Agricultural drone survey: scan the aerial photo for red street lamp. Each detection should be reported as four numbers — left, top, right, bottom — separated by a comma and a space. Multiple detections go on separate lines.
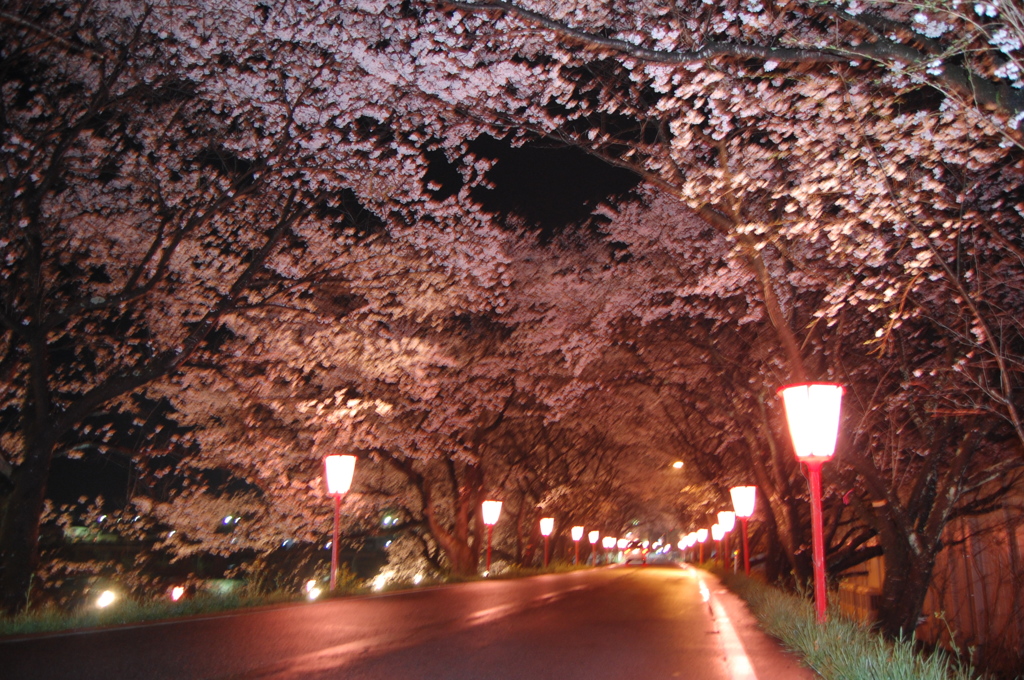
730, 486, 757, 577
718, 511, 735, 571
324, 454, 357, 591
588, 530, 600, 565
711, 523, 724, 566
481, 500, 503, 573
571, 526, 585, 565
779, 382, 844, 623
539, 517, 555, 567
696, 528, 709, 564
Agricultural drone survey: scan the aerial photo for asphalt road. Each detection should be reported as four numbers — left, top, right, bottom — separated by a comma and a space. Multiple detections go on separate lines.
2, 565, 817, 680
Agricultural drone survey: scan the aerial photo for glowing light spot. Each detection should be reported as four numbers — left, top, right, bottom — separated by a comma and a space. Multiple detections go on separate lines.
96, 590, 116, 608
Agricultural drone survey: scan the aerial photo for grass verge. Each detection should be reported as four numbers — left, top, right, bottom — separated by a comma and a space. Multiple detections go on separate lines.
716, 571, 976, 680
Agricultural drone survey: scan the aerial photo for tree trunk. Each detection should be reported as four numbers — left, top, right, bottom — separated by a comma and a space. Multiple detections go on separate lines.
0, 435, 55, 614
876, 538, 937, 638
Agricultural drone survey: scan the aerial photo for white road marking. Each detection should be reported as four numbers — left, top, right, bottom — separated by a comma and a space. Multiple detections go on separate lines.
700, 578, 759, 680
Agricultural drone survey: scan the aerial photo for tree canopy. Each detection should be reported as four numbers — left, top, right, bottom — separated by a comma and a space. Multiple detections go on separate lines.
2, 0, 1024, 649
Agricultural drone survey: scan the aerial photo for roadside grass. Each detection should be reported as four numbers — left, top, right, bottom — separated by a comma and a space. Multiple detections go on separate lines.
0, 561, 588, 638
0, 591, 298, 638
715, 570, 977, 680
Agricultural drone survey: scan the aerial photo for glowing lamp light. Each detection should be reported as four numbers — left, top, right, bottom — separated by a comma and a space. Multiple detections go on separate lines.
602, 536, 616, 549
481, 500, 503, 526
677, 539, 686, 550
324, 454, 357, 592
780, 382, 844, 624
671, 461, 684, 469
778, 383, 844, 462
696, 528, 708, 543
571, 525, 585, 542
170, 586, 185, 602
718, 511, 736, 533
730, 486, 757, 518
482, 500, 503, 573
731, 486, 758, 577
539, 517, 555, 537
588, 530, 600, 544
616, 538, 628, 550
324, 454, 357, 494
711, 524, 724, 541
96, 590, 116, 608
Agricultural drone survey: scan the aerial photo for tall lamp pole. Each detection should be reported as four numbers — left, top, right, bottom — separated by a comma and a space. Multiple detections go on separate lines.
588, 530, 600, 565
571, 526, 585, 565
730, 486, 757, 577
539, 517, 555, 567
779, 382, 844, 623
711, 524, 724, 566
481, 500, 503, 574
718, 511, 735, 571
601, 536, 616, 565
696, 528, 708, 564
324, 455, 356, 591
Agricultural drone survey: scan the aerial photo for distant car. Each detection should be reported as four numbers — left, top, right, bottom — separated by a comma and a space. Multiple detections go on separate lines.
623, 542, 648, 565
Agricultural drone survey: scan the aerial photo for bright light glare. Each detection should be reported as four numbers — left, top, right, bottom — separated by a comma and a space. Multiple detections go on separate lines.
711, 524, 724, 541
730, 486, 757, 518
602, 536, 616, 549
616, 538, 628, 550
699, 579, 710, 603
324, 454, 357, 494
307, 587, 322, 601
571, 525, 585, 541
539, 517, 555, 536
779, 383, 844, 461
96, 590, 116, 608
588, 530, 600, 544
696, 528, 709, 543
170, 586, 185, 602
718, 511, 736, 532
413, 573, 424, 585
671, 461, 684, 469
481, 500, 503, 526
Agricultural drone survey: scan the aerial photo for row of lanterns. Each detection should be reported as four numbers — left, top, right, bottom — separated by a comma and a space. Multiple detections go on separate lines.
678, 382, 843, 624
323, 382, 843, 623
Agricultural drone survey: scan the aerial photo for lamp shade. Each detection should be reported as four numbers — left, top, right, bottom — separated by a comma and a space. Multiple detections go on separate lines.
711, 524, 724, 541
588, 530, 600, 544
539, 517, 555, 536
730, 486, 757, 518
481, 500, 503, 526
779, 383, 844, 462
602, 536, 617, 549
696, 528, 709, 543
571, 526, 585, 541
324, 455, 357, 495
718, 511, 736, 533
617, 538, 629, 550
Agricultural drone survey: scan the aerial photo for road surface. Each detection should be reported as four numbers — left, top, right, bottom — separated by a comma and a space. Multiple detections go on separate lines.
2, 564, 817, 679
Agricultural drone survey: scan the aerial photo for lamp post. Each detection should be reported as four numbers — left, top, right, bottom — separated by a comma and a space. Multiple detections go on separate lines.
696, 528, 709, 564
730, 486, 757, 577
571, 526, 585, 565
779, 382, 844, 623
481, 500, 503, 573
718, 511, 735, 571
601, 536, 616, 565
588, 530, 600, 565
324, 454, 357, 591
539, 517, 555, 567
711, 523, 724, 566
